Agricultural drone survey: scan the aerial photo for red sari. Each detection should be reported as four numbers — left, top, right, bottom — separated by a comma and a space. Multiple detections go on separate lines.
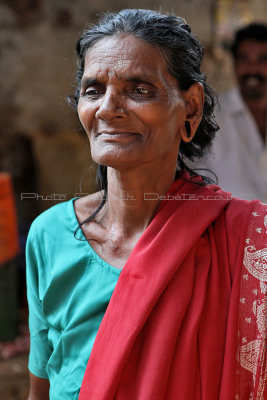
79, 176, 267, 399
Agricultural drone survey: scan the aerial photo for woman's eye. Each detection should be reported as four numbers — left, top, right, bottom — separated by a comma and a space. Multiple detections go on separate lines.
81, 85, 104, 98
84, 88, 101, 96
134, 87, 151, 95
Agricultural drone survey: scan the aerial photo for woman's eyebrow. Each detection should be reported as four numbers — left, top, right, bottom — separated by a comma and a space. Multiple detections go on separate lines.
124, 76, 155, 85
81, 77, 99, 87
81, 75, 157, 87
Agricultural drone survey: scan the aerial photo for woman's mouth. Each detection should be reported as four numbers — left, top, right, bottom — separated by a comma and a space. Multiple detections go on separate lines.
97, 131, 140, 140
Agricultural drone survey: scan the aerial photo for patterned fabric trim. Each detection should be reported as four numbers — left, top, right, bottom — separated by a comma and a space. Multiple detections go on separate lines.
236, 202, 267, 400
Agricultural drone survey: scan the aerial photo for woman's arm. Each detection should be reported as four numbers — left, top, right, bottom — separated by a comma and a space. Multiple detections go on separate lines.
28, 372, 49, 400
26, 227, 51, 399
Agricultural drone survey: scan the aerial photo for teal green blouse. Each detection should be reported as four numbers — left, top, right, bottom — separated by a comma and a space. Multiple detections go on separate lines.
26, 199, 121, 400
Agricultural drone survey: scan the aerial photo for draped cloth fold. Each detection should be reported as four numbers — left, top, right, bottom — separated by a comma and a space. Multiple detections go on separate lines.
234, 201, 267, 400
79, 177, 267, 399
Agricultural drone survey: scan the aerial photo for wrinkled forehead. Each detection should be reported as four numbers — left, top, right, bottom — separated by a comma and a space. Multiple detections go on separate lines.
83, 35, 176, 85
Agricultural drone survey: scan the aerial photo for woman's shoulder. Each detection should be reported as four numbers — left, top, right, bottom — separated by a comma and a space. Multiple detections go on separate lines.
225, 197, 266, 226
202, 181, 266, 221
28, 191, 103, 240
29, 198, 76, 234
231, 199, 267, 247
222, 197, 267, 275
214, 192, 266, 243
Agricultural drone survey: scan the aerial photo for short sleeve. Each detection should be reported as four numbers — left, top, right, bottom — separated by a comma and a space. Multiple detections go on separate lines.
26, 223, 52, 379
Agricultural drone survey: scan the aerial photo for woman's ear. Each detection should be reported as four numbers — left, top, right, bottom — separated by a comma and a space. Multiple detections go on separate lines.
180, 82, 204, 143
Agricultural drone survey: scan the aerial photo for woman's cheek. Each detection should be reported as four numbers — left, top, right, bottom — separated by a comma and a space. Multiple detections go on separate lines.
78, 102, 92, 132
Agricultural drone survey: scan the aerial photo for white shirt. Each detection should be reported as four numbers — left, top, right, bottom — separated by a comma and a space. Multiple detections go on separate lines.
193, 87, 267, 202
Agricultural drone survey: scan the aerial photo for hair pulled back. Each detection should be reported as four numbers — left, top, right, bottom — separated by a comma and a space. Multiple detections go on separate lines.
69, 9, 219, 211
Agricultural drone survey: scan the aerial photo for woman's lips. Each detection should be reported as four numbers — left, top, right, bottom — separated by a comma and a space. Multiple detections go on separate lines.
97, 131, 140, 140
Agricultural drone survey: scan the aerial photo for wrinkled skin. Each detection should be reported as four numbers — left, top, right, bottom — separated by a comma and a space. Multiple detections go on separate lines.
78, 34, 189, 171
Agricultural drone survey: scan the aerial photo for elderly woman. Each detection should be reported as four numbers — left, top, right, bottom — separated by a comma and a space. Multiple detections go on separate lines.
26, 9, 267, 400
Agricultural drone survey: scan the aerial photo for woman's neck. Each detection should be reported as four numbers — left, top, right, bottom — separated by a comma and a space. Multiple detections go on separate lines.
104, 165, 176, 237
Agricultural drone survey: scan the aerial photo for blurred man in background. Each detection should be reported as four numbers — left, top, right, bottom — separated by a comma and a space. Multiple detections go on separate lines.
196, 23, 267, 202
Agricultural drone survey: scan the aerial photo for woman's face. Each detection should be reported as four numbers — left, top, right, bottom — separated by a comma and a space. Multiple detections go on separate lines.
78, 34, 188, 170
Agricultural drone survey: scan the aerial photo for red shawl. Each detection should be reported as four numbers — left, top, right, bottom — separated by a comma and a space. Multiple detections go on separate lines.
79, 177, 267, 399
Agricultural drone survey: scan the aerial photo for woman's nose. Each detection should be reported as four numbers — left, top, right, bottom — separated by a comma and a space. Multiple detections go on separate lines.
95, 91, 126, 122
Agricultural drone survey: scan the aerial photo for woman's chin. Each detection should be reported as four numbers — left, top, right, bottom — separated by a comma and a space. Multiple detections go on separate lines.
91, 149, 141, 170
